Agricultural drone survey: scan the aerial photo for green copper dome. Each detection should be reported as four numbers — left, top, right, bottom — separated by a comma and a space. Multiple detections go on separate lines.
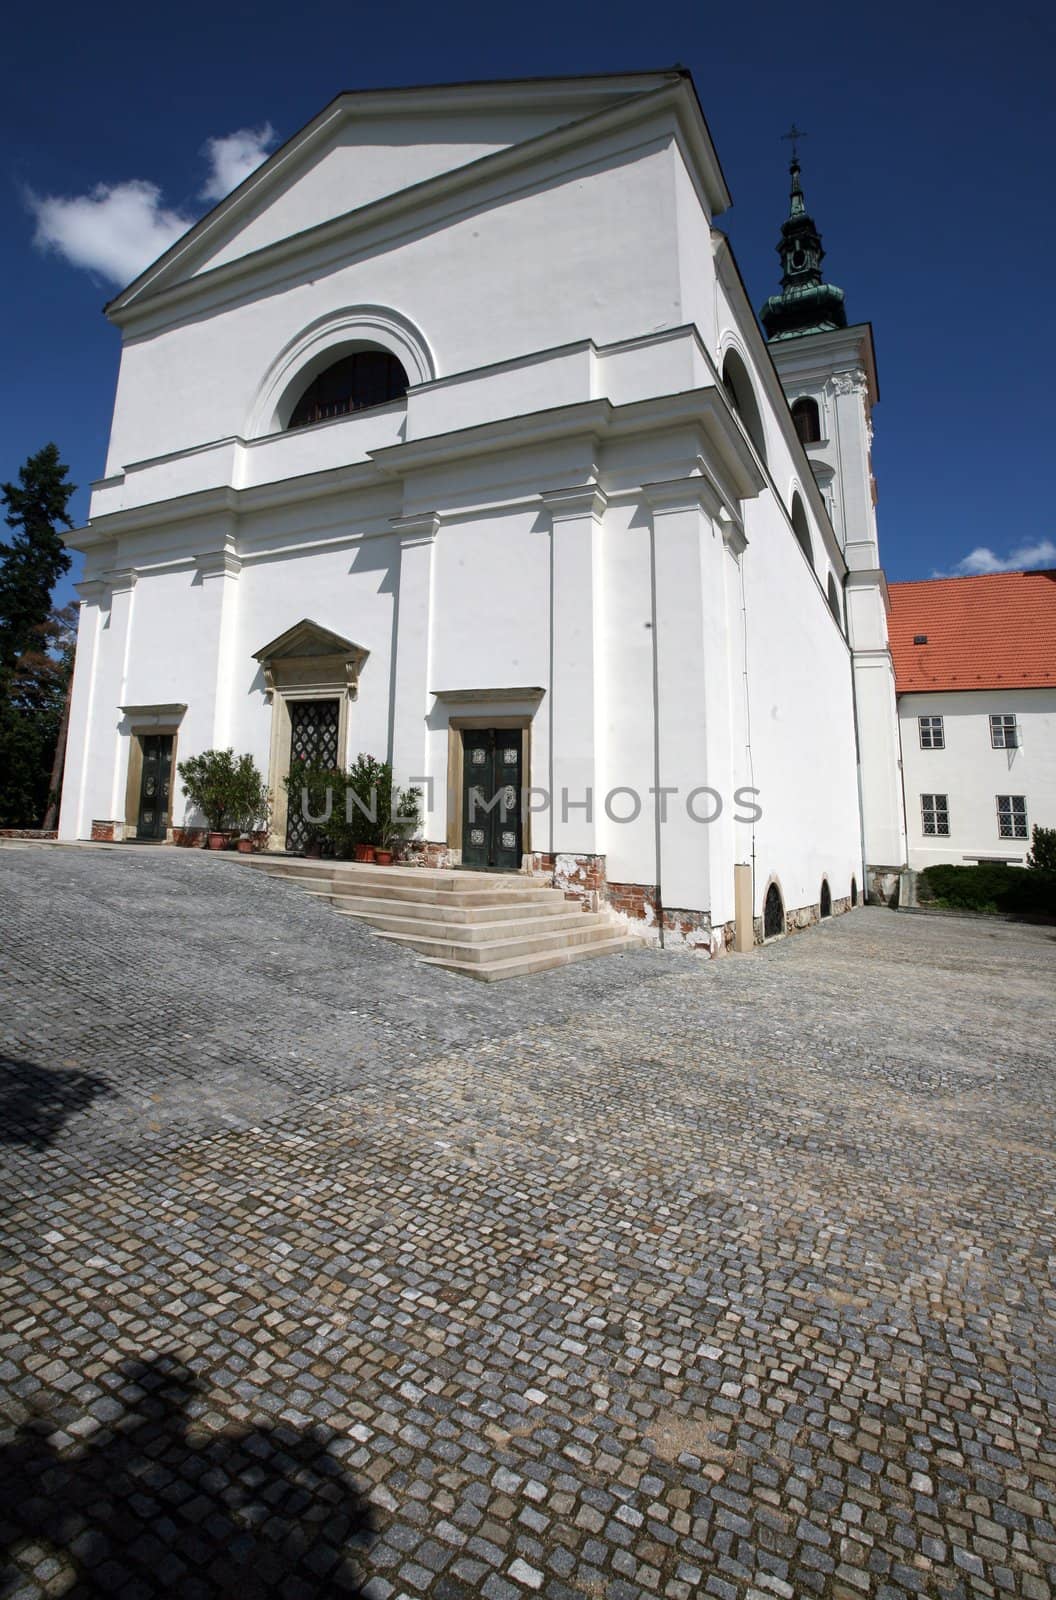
760, 156, 847, 342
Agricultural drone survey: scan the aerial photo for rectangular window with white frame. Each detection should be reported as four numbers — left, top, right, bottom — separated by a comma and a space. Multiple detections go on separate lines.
918, 715, 944, 749
990, 713, 1018, 749
921, 793, 950, 836
996, 794, 1028, 839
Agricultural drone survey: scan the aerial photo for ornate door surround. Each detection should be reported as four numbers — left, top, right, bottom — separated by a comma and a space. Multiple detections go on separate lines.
254, 620, 369, 852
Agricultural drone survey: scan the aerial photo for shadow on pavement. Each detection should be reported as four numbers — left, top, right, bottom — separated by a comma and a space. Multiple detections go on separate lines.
0, 1355, 376, 1597
0, 1056, 112, 1152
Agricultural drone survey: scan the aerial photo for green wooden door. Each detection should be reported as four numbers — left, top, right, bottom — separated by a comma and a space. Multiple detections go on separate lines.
461, 730, 522, 871
136, 735, 173, 840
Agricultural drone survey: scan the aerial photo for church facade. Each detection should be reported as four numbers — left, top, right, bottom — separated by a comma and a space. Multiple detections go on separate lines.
58, 69, 905, 949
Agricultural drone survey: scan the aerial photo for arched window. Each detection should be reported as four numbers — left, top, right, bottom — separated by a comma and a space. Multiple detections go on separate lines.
763, 882, 784, 939
287, 349, 409, 429
790, 492, 813, 568
850, 875, 858, 907
820, 879, 832, 918
791, 396, 821, 445
722, 349, 767, 463
827, 573, 843, 628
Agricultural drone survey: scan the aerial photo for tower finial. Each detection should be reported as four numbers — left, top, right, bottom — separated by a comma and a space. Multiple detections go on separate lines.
759, 129, 847, 343
781, 125, 808, 215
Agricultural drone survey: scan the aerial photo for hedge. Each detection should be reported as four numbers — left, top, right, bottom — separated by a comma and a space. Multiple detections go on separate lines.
918, 863, 1056, 916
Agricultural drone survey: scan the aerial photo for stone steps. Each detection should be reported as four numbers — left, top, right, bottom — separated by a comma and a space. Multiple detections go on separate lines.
239, 855, 641, 979
332, 905, 601, 940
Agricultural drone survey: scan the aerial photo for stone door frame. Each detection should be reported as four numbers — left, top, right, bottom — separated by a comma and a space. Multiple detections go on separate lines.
120, 704, 187, 842
445, 715, 535, 864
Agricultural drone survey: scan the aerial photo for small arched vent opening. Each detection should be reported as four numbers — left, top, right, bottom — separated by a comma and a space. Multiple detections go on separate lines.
287, 349, 409, 429
791, 396, 821, 445
820, 879, 832, 918
763, 882, 785, 940
850, 875, 858, 907
722, 349, 767, 464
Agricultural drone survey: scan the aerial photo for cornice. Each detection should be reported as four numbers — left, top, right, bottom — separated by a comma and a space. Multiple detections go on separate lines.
109, 81, 727, 331
68, 386, 764, 557
390, 511, 441, 546
194, 545, 241, 579
540, 484, 608, 521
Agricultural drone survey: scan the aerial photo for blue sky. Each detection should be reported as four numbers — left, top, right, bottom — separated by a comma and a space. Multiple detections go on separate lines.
4, 0, 1054, 604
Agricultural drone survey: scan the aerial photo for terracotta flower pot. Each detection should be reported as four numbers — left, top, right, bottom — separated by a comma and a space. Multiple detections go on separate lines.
374, 849, 393, 866
208, 831, 228, 851
352, 843, 370, 862
236, 837, 254, 854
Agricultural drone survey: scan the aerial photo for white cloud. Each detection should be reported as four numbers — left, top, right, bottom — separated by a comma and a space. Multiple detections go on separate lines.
952, 540, 1056, 576
28, 179, 192, 287
26, 122, 277, 289
200, 124, 276, 202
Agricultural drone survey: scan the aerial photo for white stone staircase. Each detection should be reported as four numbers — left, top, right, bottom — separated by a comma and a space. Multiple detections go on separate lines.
238, 858, 642, 980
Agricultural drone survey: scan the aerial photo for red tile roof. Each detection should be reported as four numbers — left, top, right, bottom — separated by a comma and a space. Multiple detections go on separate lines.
888, 570, 1056, 693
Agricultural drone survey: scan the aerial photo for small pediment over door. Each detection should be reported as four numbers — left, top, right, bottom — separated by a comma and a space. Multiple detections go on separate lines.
253, 618, 369, 699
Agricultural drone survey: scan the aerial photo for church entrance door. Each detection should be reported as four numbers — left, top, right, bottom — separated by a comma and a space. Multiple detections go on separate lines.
285, 698, 340, 852
460, 729, 522, 871
136, 735, 173, 840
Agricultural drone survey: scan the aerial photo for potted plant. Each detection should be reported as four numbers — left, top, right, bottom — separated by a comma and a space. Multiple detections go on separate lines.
230, 755, 269, 853
177, 748, 242, 848
376, 780, 422, 865
331, 753, 387, 862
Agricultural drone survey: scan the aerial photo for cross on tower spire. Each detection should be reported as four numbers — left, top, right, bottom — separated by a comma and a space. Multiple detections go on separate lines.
781, 123, 808, 162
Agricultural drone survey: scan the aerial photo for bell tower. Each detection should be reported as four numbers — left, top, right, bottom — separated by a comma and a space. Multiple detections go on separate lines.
760, 137, 907, 898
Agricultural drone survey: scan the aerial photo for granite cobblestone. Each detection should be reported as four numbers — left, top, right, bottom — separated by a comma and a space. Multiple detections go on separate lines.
1, 845, 1054, 1598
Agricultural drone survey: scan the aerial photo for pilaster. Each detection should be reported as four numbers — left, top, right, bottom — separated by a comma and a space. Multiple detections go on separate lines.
542, 483, 607, 856
643, 474, 738, 922
58, 580, 107, 840
194, 536, 242, 748
390, 512, 439, 795
99, 568, 138, 823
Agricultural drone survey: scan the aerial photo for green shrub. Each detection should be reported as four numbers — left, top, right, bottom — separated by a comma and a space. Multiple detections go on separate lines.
285, 753, 421, 857
1027, 825, 1056, 873
919, 862, 1056, 917
179, 749, 268, 834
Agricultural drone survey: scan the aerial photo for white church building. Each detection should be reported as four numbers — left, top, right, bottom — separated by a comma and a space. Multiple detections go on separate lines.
58, 68, 907, 949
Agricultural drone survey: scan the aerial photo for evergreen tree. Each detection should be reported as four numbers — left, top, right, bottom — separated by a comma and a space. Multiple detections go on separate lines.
0, 444, 75, 675
0, 605, 77, 826
0, 445, 77, 825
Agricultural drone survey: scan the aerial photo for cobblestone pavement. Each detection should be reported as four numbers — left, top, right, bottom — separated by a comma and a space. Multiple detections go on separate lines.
1, 845, 1054, 1600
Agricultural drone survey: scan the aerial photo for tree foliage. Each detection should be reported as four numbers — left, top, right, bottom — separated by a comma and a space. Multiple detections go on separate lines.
1027, 824, 1056, 874
0, 603, 78, 826
0, 445, 77, 826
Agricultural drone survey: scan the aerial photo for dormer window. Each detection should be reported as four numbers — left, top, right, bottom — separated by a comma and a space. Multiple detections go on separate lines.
287, 349, 409, 429
791, 396, 821, 445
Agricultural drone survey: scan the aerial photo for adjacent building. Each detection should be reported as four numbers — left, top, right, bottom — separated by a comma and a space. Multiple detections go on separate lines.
58, 69, 908, 946
889, 571, 1056, 869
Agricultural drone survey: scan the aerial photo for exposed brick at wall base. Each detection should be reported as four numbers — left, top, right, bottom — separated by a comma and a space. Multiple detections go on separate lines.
173, 827, 207, 847
0, 828, 57, 841
397, 839, 455, 869
90, 820, 117, 842
607, 880, 716, 953
553, 853, 606, 909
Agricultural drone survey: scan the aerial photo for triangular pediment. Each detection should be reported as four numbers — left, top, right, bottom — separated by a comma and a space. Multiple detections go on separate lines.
254, 618, 367, 664
107, 73, 726, 319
